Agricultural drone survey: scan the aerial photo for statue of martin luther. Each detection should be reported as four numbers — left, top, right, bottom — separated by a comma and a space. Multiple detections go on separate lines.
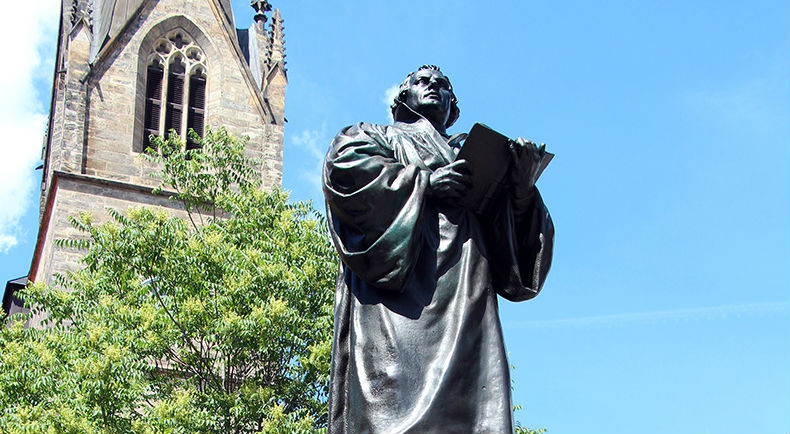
322, 65, 554, 434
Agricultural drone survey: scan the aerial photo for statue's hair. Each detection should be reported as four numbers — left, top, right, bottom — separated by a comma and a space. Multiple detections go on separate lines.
391, 65, 460, 128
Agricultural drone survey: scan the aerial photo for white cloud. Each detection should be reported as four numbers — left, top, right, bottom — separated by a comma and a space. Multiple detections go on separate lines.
290, 123, 329, 201
0, 0, 59, 252
506, 301, 789, 329
294, 84, 398, 201
382, 84, 399, 123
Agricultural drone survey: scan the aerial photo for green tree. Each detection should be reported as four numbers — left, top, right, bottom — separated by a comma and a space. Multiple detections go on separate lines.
0, 129, 337, 434
515, 425, 547, 434
512, 362, 547, 434
514, 404, 547, 434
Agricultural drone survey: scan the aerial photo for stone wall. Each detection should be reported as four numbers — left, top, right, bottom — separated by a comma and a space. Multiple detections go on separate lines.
34, 173, 186, 284
78, 0, 283, 191
30, 0, 286, 294
29, 172, 189, 327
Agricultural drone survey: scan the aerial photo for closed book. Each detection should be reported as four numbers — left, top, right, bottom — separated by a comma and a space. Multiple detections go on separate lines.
455, 123, 553, 215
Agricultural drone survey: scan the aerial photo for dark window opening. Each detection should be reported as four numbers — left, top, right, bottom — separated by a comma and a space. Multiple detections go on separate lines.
143, 63, 163, 151
164, 59, 185, 137
186, 71, 206, 150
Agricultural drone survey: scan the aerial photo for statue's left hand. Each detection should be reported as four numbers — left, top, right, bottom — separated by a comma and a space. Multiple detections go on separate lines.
509, 138, 545, 200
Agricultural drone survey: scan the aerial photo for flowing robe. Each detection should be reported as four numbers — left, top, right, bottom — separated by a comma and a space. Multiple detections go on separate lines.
323, 121, 554, 434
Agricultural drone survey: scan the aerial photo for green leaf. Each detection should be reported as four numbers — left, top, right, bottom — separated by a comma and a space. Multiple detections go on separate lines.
3, 127, 337, 434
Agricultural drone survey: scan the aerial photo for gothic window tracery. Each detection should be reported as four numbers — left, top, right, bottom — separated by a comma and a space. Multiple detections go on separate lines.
142, 30, 206, 151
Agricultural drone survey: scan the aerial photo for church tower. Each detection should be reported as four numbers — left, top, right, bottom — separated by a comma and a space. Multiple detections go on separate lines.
19, 0, 287, 317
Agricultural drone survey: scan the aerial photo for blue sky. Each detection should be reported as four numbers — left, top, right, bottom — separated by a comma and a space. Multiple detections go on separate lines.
2, 1, 788, 433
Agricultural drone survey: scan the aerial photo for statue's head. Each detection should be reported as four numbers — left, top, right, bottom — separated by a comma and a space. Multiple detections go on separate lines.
391, 65, 460, 129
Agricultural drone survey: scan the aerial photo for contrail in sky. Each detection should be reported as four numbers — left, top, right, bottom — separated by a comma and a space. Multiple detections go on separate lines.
506, 301, 789, 328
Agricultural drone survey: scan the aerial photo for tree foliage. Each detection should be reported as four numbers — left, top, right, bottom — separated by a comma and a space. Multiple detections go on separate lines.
515, 425, 547, 434
0, 129, 337, 434
512, 364, 547, 434
513, 404, 546, 434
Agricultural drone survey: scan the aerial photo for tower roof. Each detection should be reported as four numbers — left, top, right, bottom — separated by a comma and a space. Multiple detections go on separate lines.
86, 0, 236, 61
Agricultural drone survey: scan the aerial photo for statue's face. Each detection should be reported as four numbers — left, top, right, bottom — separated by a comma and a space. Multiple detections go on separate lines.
404, 69, 452, 126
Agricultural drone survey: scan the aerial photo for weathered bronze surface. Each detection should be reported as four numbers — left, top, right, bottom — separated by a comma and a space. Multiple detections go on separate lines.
322, 65, 554, 434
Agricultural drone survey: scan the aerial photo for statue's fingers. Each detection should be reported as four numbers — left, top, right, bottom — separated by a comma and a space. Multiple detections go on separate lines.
453, 160, 472, 176
447, 172, 472, 189
449, 159, 469, 168
525, 140, 538, 155
509, 141, 522, 166
531, 154, 542, 174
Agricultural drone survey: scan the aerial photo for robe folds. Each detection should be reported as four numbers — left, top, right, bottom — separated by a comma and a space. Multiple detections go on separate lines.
323, 121, 554, 434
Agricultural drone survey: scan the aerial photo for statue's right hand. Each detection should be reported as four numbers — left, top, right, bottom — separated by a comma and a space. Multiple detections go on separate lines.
428, 160, 472, 204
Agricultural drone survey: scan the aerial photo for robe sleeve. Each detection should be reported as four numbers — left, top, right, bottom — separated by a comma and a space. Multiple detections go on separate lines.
323, 123, 430, 293
486, 188, 555, 302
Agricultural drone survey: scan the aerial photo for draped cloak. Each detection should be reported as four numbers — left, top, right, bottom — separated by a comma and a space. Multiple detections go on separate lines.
323, 121, 554, 434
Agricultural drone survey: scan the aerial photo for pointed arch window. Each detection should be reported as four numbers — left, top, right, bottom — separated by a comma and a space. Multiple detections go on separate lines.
140, 30, 206, 152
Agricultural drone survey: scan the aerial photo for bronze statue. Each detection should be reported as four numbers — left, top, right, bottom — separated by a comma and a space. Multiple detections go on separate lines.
322, 65, 554, 434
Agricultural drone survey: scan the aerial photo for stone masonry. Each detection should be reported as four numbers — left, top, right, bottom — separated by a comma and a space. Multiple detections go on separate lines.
25, 0, 287, 326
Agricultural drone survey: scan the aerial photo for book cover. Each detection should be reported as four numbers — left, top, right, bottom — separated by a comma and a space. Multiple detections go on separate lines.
455, 123, 553, 215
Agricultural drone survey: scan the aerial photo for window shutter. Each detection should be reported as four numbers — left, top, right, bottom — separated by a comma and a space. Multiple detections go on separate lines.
186, 73, 206, 150
143, 64, 163, 151
164, 63, 185, 136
